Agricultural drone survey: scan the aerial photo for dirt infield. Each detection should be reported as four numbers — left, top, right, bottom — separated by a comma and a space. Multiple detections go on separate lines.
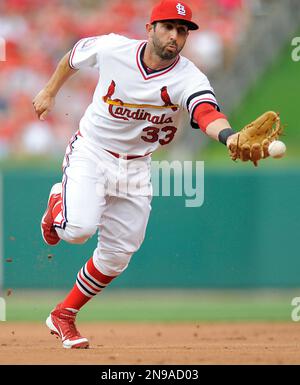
1, 322, 300, 364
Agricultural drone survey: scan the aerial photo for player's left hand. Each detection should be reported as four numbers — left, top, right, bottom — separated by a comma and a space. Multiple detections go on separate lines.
227, 111, 283, 167
32, 89, 55, 121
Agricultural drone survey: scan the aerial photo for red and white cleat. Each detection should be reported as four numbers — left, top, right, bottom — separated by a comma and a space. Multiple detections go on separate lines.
46, 304, 89, 349
41, 183, 62, 246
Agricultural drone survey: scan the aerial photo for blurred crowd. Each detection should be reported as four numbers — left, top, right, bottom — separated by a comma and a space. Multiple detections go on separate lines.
0, 0, 252, 159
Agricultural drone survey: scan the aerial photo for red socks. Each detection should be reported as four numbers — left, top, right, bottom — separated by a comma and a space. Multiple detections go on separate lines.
61, 257, 115, 311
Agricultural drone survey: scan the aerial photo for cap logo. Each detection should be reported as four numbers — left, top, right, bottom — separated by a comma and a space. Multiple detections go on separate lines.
176, 3, 186, 16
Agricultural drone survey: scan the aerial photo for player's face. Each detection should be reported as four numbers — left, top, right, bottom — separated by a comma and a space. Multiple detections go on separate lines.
149, 21, 189, 60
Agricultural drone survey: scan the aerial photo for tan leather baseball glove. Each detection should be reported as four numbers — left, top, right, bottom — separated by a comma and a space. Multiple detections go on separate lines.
228, 111, 283, 167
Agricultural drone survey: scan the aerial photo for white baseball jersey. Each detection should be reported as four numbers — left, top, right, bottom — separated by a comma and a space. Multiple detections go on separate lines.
69, 33, 219, 156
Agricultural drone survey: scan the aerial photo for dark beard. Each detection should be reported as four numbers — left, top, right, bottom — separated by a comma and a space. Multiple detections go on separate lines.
152, 35, 178, 60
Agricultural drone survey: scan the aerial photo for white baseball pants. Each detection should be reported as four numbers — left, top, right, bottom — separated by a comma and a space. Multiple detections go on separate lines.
54, 132, 152, 277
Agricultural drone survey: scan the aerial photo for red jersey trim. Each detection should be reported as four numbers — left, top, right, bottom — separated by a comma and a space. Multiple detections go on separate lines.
136, 42, 180, 81
190, 97, 218, 114
69, 39, 84, 69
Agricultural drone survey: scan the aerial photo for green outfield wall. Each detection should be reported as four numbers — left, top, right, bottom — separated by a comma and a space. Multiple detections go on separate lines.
2, 167, 300, 289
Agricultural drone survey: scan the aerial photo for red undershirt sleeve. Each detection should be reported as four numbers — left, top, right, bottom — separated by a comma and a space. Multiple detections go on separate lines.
193, 103, 228, 133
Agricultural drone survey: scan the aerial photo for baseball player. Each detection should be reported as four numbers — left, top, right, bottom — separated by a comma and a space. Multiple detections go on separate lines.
33, 0, 276, 349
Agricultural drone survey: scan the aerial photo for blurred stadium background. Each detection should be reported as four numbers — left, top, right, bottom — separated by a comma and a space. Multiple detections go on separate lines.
0, 0, 300, 323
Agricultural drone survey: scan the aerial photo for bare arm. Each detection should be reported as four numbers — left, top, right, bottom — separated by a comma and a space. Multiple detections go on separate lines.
193, 104, 238, 147
33, 51, 78, 121
206, 118, 239, 148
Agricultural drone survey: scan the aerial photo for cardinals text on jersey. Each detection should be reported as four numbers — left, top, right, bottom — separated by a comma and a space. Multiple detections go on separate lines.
69, 34, 219, 155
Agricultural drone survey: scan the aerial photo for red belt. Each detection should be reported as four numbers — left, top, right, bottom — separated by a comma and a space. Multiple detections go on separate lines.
105, 149, 151, 160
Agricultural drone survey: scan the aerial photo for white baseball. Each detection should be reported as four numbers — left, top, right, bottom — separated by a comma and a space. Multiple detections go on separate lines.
268, 140, 286, 158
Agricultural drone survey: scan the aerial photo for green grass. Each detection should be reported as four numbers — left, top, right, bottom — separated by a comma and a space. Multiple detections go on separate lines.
3, 289, 295, 322
1, 38, 299, 170
229, 42, 300, 140
0, 156, 61, 171
197, 35, 300, 165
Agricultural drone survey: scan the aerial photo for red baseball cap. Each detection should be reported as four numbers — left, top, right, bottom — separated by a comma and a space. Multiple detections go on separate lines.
150, 0, 199, 31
